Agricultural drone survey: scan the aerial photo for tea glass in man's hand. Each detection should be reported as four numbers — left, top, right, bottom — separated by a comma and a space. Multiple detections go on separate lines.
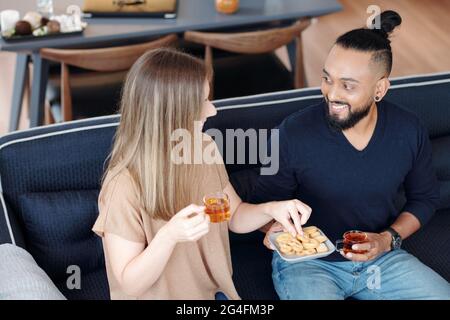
336, 230, 369, 255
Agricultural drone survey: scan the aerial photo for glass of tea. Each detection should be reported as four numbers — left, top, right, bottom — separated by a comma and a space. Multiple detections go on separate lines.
336, 230, 369, 255
203, 192, 231, 223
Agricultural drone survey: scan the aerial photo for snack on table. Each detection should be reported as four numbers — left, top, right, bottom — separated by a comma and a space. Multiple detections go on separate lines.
41, 17, 50, 27
23, 11, 43, 29
1, 9, 87, 39
47, 20, 60, 34
275, 226, 331, 257
14, 20, 33, 36
0, 10, 20, 32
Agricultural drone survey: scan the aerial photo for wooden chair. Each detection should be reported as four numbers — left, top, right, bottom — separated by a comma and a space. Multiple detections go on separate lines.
40, 34, 178, 124
184, 19, 311, 99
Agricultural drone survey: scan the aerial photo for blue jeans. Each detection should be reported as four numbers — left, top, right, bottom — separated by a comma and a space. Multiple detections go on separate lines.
272, 249, 450, 300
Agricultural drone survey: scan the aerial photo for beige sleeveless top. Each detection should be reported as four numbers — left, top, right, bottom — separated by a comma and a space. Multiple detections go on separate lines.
92, 136, 240, 300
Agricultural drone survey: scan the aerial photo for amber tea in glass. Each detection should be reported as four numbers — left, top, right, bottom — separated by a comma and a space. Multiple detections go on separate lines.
203, 192, 230, 223
335, 230, 369, 254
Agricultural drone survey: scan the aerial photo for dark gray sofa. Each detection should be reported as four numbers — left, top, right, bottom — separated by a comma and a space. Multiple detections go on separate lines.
0, 71, 449, 299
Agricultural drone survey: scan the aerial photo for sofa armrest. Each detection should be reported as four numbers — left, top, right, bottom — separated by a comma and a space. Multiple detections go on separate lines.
0, 244, 66, 300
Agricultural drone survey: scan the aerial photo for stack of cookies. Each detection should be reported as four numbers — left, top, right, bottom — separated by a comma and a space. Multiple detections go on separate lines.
275, 226, 329, 256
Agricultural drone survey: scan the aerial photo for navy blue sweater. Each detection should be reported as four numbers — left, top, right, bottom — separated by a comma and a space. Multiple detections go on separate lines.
250, 100, 440, 261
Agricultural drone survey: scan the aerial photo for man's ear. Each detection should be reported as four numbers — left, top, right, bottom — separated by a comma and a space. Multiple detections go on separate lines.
375, 77, 390, 100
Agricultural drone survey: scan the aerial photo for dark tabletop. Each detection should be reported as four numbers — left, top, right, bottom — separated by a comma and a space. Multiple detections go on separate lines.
0, 0, 341, 52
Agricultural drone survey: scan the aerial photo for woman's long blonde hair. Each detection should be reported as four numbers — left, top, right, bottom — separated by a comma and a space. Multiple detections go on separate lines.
104, 48, 210, 220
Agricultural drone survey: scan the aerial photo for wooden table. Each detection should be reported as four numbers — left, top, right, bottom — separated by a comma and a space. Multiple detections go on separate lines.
0, 0, 341, 130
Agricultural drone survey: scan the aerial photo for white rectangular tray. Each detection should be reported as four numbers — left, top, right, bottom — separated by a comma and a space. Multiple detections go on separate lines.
269, 228, 336, 262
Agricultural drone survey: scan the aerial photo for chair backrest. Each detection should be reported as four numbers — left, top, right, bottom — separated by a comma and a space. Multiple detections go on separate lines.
184, 20, 310, 54
184, 19, 311, 97
40, 34, 178, 122
40, 35, 178, 72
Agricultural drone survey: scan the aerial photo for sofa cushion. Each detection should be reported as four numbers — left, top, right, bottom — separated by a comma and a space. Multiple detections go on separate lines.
385, 78, 450, 138
18, 190, 109, 300
0, 244, 66, 300
403, 208, 450, 282
55, 268, 110, 300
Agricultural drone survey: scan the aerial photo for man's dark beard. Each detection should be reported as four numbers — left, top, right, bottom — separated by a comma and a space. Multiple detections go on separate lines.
325, 98, 372, 131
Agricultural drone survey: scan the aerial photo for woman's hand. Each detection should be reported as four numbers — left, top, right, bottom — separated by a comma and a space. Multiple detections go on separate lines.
265, 199, 312, 237
161, 204, 210, 243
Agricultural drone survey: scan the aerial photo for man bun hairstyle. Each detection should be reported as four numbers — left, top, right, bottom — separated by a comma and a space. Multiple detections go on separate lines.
335, 10, 402, 76
374, 10, 402, 39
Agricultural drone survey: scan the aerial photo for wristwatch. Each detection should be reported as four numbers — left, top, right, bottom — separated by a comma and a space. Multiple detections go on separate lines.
384, 227, 402, 250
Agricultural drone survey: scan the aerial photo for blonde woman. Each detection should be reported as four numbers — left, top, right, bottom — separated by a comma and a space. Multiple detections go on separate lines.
93, 48, 312, 300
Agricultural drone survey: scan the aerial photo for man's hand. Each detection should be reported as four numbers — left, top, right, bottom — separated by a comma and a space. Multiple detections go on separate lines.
340, 232, 392, 262
263, 222, 285, 250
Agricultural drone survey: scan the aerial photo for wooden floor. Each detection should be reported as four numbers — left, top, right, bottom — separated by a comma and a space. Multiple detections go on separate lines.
1, 0, 449, 134
302, 0, 450, 86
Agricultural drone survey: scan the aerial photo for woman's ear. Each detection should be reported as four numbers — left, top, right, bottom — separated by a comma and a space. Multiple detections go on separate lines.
375, 77, 390, 101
